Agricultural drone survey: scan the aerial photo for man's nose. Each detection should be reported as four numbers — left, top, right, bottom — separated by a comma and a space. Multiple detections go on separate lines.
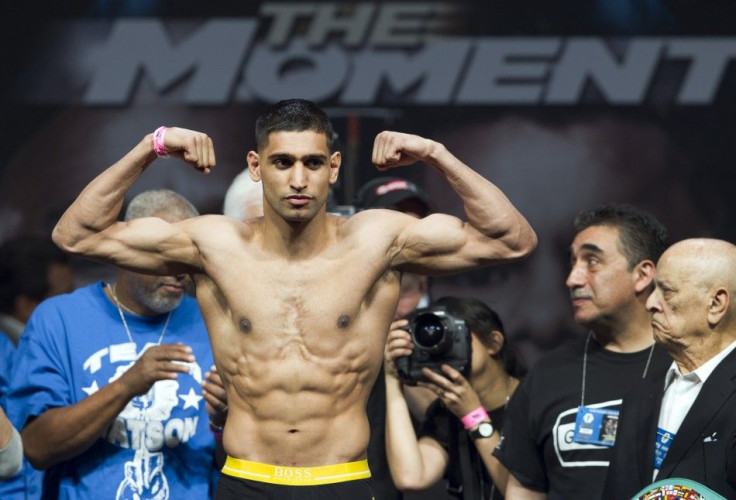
290, 164, 307, 190
645, 290, 660, 312
565, 265, 584, 289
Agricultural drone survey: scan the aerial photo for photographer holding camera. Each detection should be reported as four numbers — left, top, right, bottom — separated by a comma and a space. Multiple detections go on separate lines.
384, 296, 525, 499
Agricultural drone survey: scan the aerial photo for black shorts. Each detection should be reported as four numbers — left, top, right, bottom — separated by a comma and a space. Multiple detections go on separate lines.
216, 473, 376, 500
216, 456, 375, 500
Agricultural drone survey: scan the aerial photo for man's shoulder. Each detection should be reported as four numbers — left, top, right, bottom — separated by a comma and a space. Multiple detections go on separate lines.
701, 346, 736, 389
720, 346, 736, 373
515, 338, 587, 401
332, 209, 413, 249
23, 283, 104, 343
33, 282, 100, 314
189, 213, 236, 224
185, 214, 262, 246
338, 208, 410, 230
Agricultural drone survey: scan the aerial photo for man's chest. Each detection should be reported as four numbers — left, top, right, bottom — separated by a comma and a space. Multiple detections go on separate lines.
209, 248, 399, 324
532, 361, 645, 470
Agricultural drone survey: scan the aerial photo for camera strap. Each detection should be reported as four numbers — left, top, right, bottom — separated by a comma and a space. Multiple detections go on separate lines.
446, 416, 464, 497
446, 412, 482, 499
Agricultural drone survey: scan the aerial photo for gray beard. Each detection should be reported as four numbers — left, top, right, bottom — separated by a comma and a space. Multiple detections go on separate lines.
142, 293, 183, 314
131, 281, 184, 314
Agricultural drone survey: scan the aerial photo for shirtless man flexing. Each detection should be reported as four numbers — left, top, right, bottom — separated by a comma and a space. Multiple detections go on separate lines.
53, 99, 537, 499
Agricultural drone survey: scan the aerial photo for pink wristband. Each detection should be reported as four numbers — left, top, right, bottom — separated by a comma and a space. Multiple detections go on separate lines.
153, 126, 170, 158
461, 406, 490, 430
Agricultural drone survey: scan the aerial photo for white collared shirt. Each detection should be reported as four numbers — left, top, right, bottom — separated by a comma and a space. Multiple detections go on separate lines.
653, 340, 736, 479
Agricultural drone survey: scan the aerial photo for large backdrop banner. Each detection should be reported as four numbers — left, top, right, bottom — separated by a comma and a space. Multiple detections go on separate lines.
2, 1, 735, 359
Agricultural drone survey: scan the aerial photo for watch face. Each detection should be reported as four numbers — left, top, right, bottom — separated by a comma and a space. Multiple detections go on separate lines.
476, 422, 494, 438
468, 421, 494, 439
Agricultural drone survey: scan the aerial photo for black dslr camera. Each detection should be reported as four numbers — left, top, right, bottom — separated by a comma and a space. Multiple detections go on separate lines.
395, 306, 471, 385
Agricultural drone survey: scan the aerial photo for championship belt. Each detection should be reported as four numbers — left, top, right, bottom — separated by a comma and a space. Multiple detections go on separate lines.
631, 478, 725, 500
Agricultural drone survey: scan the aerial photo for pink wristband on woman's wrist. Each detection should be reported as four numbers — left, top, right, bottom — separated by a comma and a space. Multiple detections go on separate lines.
153, 126, 170, 158
461, 406, 490, 430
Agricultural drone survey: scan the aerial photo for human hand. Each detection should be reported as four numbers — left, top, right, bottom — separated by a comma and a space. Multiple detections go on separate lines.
372, 131, 435, 170
159, 127, 216, 174
0, 406, 13, 450
202, 365, 228, 428
117, 343, 195, 397
384, 319, 412, 379
417, 364, 482, 419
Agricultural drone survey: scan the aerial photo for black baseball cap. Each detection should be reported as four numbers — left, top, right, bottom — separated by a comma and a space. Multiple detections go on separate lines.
355, 176, 435, 217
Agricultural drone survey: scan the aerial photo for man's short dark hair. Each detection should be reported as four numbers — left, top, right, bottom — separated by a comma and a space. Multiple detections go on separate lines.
0, 236, 70, 314
255, 99, 336, 152
432, 296, 526, 379
573, 204, 669, 269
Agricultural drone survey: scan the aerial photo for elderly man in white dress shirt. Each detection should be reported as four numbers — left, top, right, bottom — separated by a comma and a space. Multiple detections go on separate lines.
604, 238, 736, 499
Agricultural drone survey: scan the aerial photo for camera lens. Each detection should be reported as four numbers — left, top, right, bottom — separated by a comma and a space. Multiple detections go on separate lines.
413, 313, 446, 349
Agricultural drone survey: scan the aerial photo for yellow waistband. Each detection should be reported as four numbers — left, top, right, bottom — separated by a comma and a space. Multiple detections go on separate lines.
221, 456, 371, 486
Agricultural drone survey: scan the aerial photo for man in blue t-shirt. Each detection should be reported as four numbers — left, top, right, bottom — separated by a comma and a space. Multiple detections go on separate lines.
0, 333, 23, 479
6, 189, 223, 499
0, 233, 76, 498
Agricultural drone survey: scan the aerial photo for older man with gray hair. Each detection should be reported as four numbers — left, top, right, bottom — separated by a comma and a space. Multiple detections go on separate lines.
604, 238, 736, 499
6, 189, 224, 499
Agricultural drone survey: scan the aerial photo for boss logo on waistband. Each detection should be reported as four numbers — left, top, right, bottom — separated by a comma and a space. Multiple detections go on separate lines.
273, 467, 314, 480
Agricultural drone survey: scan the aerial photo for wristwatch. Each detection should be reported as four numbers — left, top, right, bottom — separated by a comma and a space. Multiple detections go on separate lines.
468, 421, 494, 440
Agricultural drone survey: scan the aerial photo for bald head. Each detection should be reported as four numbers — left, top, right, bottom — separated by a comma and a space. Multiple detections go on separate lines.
659, 239, 736, 299
647, 238, 736, 367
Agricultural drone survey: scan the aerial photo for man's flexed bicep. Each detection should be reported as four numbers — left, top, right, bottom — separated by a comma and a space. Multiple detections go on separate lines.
372, 130, 537, 275
391, 212, 529, 275
53, 126, 215, 274
73, 216, 205, 276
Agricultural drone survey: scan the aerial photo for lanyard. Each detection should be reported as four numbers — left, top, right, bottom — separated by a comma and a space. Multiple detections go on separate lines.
580, 331, 655, 407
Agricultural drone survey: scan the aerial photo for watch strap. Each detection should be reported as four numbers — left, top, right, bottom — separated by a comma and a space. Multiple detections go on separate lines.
468, 420, 494, 440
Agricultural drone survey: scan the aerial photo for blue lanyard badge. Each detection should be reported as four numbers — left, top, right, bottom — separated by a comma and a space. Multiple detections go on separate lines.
573, 406, 620, 447
654, 427, 674, 470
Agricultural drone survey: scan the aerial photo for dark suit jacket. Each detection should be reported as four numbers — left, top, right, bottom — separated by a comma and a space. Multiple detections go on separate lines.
603, 348, 736, 500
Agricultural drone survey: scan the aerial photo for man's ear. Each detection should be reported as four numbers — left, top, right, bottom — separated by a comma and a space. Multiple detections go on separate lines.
708, 288, 730, 327
329, 151, 341, 184
633, 260, 656, 294
247, 151, 261, 181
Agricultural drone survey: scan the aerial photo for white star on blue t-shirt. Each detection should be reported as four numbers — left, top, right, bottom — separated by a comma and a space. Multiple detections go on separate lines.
179, 387, 203, 409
